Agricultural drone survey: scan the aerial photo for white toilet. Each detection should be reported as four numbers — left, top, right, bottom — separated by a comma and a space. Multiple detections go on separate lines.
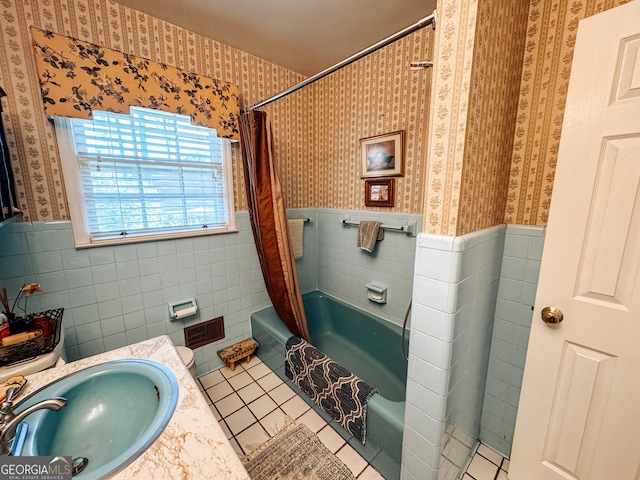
0, 328, 67, 383
175, 345, 196, 377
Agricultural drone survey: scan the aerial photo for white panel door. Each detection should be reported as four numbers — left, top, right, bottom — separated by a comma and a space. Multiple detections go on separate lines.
510, 2, 640, 479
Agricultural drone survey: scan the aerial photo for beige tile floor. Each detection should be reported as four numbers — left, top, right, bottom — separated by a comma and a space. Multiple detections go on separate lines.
197, 355, 510, 480
197, 355, 384, 480
462, 444, 509, 480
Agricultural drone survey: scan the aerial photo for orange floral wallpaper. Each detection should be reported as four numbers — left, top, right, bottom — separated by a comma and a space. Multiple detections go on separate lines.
31, 27, 240, 139
0, 0, 304, 221
505, 0, 631, 226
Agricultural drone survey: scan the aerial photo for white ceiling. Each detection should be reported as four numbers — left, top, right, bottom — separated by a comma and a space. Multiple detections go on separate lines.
115, 0, 437, 77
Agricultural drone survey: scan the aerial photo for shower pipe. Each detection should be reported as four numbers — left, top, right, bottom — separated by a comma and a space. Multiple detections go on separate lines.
244, 10, 436, 112
402, 300, 411, 361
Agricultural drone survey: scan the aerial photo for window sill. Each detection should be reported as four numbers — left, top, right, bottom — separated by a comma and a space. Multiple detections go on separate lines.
72, 226, 239, 249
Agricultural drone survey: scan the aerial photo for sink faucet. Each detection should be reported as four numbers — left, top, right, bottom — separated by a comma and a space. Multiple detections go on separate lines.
0, 386, 67, 455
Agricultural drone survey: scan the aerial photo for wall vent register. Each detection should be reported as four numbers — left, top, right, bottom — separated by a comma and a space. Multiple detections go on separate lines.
184, 317, 225, 349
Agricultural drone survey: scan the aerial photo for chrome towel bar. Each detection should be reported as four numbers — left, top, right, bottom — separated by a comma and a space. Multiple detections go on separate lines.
341, 217, 416, 237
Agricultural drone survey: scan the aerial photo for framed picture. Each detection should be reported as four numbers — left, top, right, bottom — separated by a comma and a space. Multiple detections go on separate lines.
360, 130, 404, 178
364, 178, 395, 207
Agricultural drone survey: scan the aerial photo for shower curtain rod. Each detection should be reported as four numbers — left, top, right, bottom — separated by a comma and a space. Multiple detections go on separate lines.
244, 10, 436, 112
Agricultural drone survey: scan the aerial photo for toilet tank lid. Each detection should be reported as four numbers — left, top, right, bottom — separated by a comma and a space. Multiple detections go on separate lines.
175, 346, 194, 364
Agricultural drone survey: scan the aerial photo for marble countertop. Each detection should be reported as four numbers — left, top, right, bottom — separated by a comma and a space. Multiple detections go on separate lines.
19, 335, 251, 480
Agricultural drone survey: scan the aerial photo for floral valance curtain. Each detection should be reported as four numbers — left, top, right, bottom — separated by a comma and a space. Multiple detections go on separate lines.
30, 27, 239, 140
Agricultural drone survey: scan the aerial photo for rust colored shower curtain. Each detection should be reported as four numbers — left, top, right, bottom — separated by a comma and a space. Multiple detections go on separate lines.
239, 110, 311, 342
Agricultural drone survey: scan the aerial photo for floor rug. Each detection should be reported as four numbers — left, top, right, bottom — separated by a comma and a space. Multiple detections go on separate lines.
241, 422, 356, 480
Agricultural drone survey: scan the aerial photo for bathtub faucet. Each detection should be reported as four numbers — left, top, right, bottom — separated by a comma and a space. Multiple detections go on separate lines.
0, 386, 67, 455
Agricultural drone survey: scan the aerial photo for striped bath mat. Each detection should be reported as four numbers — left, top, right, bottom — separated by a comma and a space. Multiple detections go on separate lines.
284, 335, 378, 443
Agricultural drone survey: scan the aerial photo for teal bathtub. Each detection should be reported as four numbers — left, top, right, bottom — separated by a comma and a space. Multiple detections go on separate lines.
251, 291, 408, 479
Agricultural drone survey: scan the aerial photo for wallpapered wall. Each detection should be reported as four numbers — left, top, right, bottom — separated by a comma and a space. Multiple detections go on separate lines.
0, 0, 305, 221
0, 0, 633, 229
504, 0, 631, 226
0, 0, 433, 221
422, 0, 479, 236
422, 0, 530, 236
422, 0, 632, 235
423, 0, 633, 235
456, 0, 530, 236
294, 29, 434, 214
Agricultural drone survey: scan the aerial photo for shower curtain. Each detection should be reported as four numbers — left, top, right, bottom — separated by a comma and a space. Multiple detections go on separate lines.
239, 110, 311, 342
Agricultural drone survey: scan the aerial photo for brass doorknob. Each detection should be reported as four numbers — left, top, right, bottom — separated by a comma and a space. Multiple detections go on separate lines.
541, 306, 564, 325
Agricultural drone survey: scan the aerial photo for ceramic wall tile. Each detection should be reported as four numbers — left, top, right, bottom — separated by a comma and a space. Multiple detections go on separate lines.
480, 225, 545, 456
0, 213, 270, 375
315, 209, 421, 326
405, 224, 505, 480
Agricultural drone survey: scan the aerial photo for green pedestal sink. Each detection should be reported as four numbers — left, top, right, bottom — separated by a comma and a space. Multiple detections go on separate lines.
17, 359, 179, 479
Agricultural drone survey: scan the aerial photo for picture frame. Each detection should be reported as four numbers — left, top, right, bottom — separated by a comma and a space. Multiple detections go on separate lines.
364, 178, 395, 207
360, 130, 404, 178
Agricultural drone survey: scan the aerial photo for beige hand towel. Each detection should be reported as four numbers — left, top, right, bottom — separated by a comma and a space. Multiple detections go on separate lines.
288, 219, 304, 259
357, 221, 384, 252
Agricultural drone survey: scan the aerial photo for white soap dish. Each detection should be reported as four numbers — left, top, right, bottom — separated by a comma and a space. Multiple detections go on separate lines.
366, 283, 387, 304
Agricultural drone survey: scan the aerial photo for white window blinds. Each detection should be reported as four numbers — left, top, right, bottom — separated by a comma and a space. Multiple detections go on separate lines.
55, 107, 235, 246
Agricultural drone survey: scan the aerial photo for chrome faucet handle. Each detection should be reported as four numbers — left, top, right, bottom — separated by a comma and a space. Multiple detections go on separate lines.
0, 385, 25, 423
1, 388, 18, 412
4, 386, 20, 403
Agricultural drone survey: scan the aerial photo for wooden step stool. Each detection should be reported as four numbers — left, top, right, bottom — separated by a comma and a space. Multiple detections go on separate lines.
217, 338, 259, 371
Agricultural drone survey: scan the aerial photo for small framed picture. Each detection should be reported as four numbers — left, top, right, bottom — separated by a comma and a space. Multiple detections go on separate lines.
364, 178, 395, 207
360, 130, 404, 178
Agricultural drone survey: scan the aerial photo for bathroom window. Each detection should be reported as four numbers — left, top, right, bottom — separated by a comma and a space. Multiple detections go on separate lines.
54, 107, 236, 247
